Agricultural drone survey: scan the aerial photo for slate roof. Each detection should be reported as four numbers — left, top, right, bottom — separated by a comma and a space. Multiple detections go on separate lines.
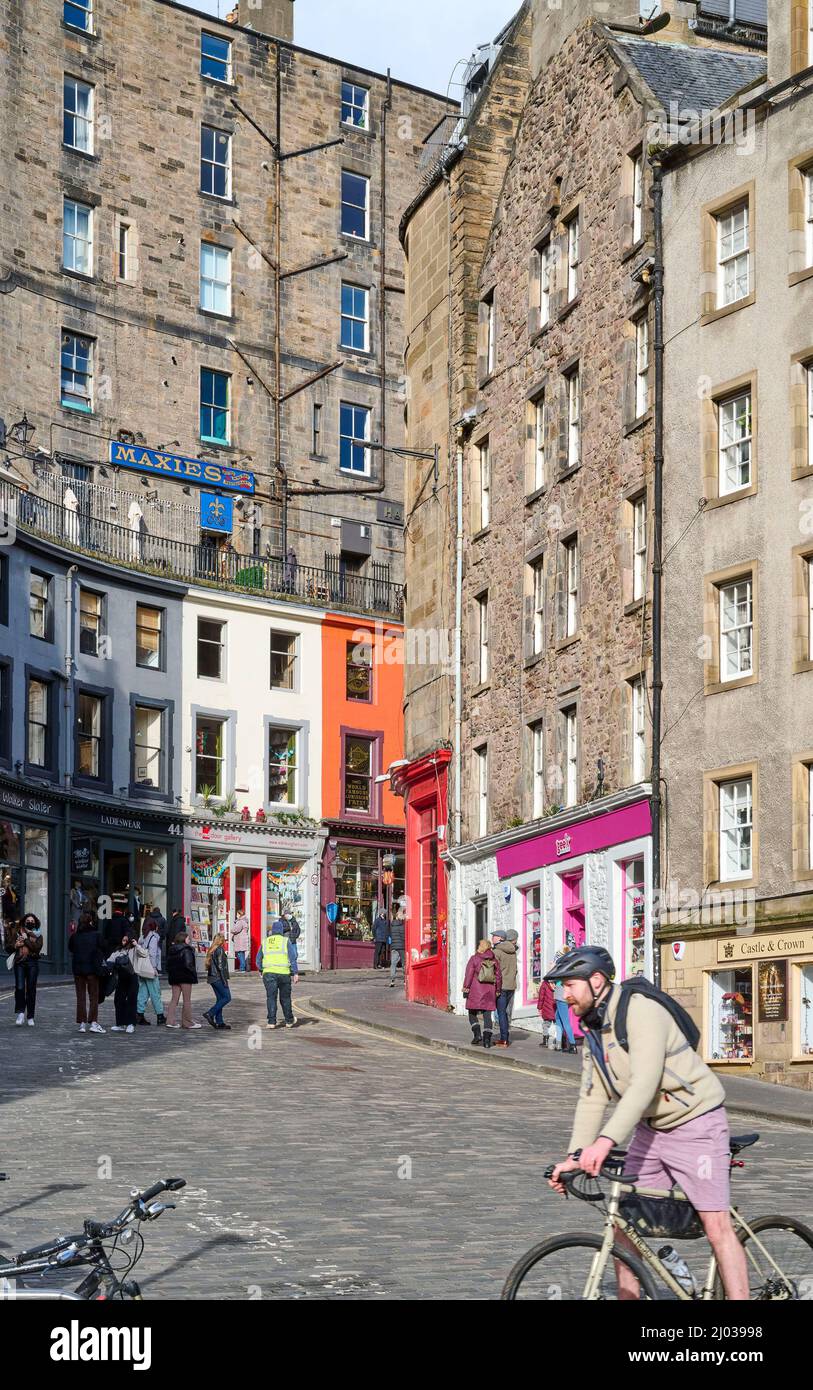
613, 36, 766, 114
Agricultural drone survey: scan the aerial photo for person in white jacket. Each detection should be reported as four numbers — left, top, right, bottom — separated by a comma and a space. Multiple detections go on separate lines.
135, 921, 166, 1026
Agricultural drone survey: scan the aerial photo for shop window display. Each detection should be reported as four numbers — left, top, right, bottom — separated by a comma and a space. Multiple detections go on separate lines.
135, 846, 167, 918
709, 967, 753, 1060
0, 819, 50, 951
335, 847, 378, 941
622, 857, 646, 978
800, 964, 813, 1056
522, 884, 542, 1004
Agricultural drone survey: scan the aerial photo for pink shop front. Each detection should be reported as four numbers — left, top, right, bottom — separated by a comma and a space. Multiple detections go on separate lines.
485, 793, 652, 1033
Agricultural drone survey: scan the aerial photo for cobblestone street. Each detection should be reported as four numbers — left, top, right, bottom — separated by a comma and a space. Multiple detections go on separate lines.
2, 978, 812, 1300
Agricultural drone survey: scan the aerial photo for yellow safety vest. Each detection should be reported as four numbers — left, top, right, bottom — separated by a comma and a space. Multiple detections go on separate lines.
261, 933, 290, 976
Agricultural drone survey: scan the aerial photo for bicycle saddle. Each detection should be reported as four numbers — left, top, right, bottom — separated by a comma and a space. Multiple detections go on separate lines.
729, 1132, 759, 1154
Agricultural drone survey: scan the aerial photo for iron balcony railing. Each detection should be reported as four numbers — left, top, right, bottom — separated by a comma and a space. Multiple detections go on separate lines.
2, 480, 403, 620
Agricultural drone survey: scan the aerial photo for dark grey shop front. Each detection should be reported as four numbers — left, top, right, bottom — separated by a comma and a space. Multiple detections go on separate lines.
0, 778, 181, 972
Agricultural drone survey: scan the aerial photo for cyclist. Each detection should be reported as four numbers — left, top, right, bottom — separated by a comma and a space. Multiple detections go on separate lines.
546, 947, 748, 1299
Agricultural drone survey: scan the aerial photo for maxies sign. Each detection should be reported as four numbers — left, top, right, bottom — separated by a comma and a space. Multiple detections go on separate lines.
109, 441, 255, 495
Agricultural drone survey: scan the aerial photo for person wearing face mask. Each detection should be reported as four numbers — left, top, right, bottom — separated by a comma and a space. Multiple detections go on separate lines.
7, 914, 43, 1026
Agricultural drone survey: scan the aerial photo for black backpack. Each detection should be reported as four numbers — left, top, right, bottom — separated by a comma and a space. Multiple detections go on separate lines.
613, 977, 700, 1054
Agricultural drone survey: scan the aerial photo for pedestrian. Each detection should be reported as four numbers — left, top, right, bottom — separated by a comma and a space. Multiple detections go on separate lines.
387, 911, 407, 989
553, 965, 577, 1053
256, 922, 298, 1029
536, 976, 557, 1048
136, 918, 166, 1026
68, 911, 105, 1034
372, 905, 389, 969
462, 938, 502, 1050
167, 909, 185, 971
132, 886, 145, 925
102, 899, 132, 954
106, 932, 144, 1034
232, 912, 250, 972
165, 931, 202, 1030
203, 933, 232, 1030
7, 914, 43, 1027
282, 909, 301, 943
491, 927, 518, 1048
69, 880, 87, 930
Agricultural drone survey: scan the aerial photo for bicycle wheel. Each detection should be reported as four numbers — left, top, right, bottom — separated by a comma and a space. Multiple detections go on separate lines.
713, 1214, 813, 1300
501, 1232, 660, 1301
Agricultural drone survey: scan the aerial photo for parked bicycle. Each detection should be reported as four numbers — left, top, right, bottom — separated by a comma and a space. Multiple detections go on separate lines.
501, 1133, 813, 1300
0, 1175, 186, 1300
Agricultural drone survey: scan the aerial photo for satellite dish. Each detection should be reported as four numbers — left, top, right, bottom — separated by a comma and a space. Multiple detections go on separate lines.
641, 11, 673, 34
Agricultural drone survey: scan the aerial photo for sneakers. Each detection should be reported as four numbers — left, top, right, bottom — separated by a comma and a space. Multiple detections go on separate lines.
15, 1012, 25, 1026
78, 1022, 87, 1033
27, 1017, 35, 1027
184, 1022, 203, 1030
89, 1022, 105, 1034
286, 1017, 298, 1028
266, 1021, 278, 1030
165, 1022, 181, 1029
493, 1040, 510, 1048
125, 1024, 135, 1034
111, 1025, 126, 1032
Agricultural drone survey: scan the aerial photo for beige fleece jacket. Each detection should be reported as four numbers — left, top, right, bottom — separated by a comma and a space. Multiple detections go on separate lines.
567, 988, 725, 1152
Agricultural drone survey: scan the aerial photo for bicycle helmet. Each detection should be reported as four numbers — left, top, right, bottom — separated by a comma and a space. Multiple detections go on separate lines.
543, 947, 616, 984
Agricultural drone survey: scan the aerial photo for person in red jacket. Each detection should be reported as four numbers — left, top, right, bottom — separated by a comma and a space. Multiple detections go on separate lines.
462, 939, 502, 1049
536, 977, 556, 1047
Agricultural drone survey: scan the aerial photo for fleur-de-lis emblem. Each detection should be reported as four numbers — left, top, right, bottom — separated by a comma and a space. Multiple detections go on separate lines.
208, 499, 225, 521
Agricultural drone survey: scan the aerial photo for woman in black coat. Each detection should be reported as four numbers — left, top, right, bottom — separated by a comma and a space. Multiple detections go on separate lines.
165, 932, 202, 1030
68, 911, 105, 1033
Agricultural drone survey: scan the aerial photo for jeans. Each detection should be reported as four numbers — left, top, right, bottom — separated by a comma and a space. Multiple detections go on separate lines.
74, 974, 100, 1025
209, 978, 231, 1025
14, 958, 39, 1018
114, 973, 139, 1027
235, 951, 247, 972
263, 973, 294, 1025
374, 940, 388, 968
555, 999, 575, 1046
496, 989, 515, 1042
468, 1008, 492, 1034
389, 948, 405, 980
137, 976, 164, 1018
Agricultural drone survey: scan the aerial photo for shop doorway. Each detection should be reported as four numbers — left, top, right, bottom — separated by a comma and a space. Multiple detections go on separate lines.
105, 850, 131, 905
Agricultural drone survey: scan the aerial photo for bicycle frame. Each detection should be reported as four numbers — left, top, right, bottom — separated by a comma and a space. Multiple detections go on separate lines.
583, 1177, 799, 1300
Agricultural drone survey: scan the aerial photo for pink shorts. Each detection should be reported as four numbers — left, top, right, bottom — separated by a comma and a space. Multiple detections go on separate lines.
623, 1106, 731, 1212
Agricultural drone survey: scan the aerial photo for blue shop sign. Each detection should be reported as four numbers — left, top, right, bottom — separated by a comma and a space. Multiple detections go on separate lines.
200, 492, 233, 533
109, 440, 255, 494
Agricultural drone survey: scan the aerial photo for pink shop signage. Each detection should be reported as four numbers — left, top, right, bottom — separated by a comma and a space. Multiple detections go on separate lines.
495, 800, 652, 880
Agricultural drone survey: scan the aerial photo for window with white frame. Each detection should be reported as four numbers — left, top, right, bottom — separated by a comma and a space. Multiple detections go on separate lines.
635, 315, 649, 417
531, 721, 545, 818
800, 960, 813, 1055
807, 364, 813, 469
566, 212, 580, 300
632, 493, 647, 602
538, 240, 553, 328
61, 331, 93, 412
269, 726, 300, 805
716, 202, 749, 306
270, 631, 298, 690
476, 746, 488, 837
118, 224, 131, 280
339, 402, 370, 474
341, 283, 369, 351
719, 777, 752, 881
201, 32, 232, 83
477, 593, 489, 684
565, 537, 579, 637
64, 0, 93, 33
133, 705, 165, 791
804, 168, 813, 267
566, 366, 580, 468
632, 152, 644, 243
195, 715, 225, 796
720, 577, 753, 681
809, 763, 813, 872
200, 243, 232, 315
341, 171, 369, 239
196, 617, 225, 679
478, 439, 491, 529
341, 81, 369, 129
531, 556, 545, 654
63, 77, 93, 153
200, 368, 231, 444
200, 126, 231, 198
63, 199, 92, 276
485, 291, 496, 375
631, 675, 646, 783
76, 692, 103, 779
718, 390, 752, 494
533, 393, 546, 490
809, 556, 813, 660
564, 706, 578, 808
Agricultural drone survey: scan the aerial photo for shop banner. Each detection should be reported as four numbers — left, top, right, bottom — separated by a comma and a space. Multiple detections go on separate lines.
495, 799, 652, 879
717, 929, 813, 963
71, 837, 92, 875
191, 856, 230, 888
109, 440, 255, 494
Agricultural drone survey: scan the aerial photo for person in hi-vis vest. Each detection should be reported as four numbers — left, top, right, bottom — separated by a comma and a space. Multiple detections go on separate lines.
256, 921, 299, 1029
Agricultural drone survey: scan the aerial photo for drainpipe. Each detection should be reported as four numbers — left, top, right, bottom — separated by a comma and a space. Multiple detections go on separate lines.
63, 565, 77, 961
452, 428, 465, 1008
650, 153, 665, 988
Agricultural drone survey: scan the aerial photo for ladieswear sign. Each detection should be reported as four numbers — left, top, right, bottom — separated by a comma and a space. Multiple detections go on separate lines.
109, 441, 255, 494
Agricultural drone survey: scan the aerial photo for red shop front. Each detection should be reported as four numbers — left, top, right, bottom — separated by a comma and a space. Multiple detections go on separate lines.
393, 749, 450, 1009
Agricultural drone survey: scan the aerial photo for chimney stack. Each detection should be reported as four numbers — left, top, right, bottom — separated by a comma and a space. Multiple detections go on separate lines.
227, 0, 294, 42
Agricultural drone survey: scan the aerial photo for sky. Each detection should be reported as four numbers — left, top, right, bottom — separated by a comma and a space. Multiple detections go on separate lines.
191, 0, 520, 96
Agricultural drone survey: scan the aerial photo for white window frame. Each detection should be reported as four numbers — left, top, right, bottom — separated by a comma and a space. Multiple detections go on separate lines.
63, 76, 94, 154
718, 390, 752, 495
631, 676, 646, 783
565, 537, 578, 638
539, 240, 553, 328
809, 556, 813, 661
268, 725, 302, 808
477, 594, 489, 685
341, 170, 370, 241
805, 168, 813, 267
566, 213, 580, 301
201, 125, 232, 200
63, 198, 93, 276
719, 577, 753, 682
118, 223, 131, 281
716, 202, 749, 307
564, 707, 578, 808
199, 243, 232, 316
478, 439, 491, 529
340, 282, 370, 352
133, 705, 166, 792
567, 367, 580, 468
270, 630, 299, 691
339, 401, 371, 476
809, 763, 813, 871
61, 330, 93, 412
195, 713, 227, 797
341, 81, 370, 130
532, 722, 545, 819
719, 777, 753, 882
476, 746, 488, 838
635, 315, 649, 418
64, 0, 93, 33
632, 153, 644, 243
486, 293, 496, 375
532, 557, 545, 655
632, 494, 647, 603
196, 616, 226, 681
533, 394, 546, 491
201, 31, 233, 84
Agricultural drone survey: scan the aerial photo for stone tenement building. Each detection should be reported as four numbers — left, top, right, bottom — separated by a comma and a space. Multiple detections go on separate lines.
0, 0, 455, 587
398, 0, 766, 1017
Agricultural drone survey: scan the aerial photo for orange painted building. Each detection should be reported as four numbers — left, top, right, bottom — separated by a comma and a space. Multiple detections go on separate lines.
319, 614, 405, 969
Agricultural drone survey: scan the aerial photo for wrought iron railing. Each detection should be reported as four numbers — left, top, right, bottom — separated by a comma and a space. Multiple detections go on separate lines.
2, 480, 403, 619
